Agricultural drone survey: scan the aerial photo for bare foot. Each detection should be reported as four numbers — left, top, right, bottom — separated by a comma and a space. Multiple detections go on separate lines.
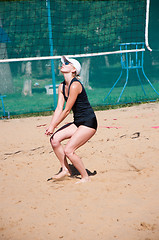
75, 177, 91, 184
51, 170, 70, 180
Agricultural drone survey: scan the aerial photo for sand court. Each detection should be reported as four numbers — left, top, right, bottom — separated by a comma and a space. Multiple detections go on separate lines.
0, 102, 159, 240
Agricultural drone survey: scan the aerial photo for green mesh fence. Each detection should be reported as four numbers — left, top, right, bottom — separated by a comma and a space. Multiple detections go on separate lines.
0, 0, 159, 117
0, 0, 146, 59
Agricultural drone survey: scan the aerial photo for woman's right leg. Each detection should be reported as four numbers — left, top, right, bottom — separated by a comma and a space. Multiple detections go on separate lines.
50, 123, 77, 179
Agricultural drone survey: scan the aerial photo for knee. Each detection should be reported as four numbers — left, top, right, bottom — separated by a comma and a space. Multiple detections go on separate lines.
50, 135, 60, 148
64, 147, 73, 159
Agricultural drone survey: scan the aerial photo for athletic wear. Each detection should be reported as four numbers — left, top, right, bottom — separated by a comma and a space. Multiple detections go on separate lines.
62, 78, 97, 130
74, 117, 97, 130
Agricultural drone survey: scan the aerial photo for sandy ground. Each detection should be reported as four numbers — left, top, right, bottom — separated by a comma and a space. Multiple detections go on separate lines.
0, 102, 159, 240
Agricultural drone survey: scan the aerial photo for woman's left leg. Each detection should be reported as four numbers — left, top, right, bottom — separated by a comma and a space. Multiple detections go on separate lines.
64, 126, 96, 183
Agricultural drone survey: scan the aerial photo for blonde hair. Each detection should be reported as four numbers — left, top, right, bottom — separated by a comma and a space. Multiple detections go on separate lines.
76, 75, 80, 80
72, 70, 80, 80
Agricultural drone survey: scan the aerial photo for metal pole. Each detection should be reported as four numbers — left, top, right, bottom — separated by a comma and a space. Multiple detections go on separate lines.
46, 0, 57, 109
145, 0, 152, 51
0, 95, 6, 116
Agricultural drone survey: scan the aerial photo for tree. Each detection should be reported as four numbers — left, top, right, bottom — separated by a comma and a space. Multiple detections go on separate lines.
0, 17, 13, 94
22, 61, 32, 96
0, 0, 145, 82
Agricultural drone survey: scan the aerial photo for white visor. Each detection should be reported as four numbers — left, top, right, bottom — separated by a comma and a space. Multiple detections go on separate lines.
61, 56, 81, 75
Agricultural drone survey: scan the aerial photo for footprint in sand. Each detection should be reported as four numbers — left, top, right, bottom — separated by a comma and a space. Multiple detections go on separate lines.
137, 222, 157, 231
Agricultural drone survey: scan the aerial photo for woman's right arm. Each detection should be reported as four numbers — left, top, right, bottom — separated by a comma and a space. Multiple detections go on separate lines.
45, 83, 65, 135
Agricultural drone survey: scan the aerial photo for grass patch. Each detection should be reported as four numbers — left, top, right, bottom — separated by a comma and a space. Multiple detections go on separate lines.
1, 82, 159, 118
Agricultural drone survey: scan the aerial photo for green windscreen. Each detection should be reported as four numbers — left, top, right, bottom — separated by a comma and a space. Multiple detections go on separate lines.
0, 0, 158, 117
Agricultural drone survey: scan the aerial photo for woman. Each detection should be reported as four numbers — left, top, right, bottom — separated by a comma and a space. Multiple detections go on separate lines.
45, 56, 97, 183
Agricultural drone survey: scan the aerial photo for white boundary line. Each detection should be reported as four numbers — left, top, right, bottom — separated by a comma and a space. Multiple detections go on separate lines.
0, 48, 145, 63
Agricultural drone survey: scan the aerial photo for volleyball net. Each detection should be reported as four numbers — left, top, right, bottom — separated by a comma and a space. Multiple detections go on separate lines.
0, 0, 158, 116
0, 0, 150, 62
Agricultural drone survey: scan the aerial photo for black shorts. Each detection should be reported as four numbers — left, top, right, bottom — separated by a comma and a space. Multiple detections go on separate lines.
50, 117, 97, 141
74, 117, 97, 130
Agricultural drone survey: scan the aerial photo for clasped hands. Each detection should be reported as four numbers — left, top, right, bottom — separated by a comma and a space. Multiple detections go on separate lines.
45, 125, 55, 136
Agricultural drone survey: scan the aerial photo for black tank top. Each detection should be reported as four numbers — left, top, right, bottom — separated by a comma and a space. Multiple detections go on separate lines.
62, 78, 96, 123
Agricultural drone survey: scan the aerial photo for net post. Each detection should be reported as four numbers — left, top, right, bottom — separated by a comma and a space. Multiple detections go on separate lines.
145, 0, 152, 51
0, 95, 6, 117
46, 0, 57, 109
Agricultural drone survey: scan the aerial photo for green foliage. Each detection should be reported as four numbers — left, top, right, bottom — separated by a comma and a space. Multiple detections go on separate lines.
0, 0, 49, 58
1, 0, 158, 117
0, 0, 146, 58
